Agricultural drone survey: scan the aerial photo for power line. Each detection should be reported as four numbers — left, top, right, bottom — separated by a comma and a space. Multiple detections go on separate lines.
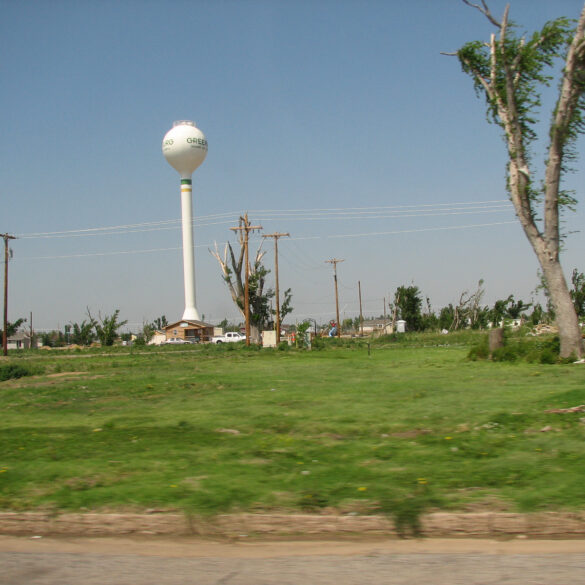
15, 220, 519, 261
15, 199, 513, 239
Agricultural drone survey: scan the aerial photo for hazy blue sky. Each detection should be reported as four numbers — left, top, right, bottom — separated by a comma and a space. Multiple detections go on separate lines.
2, 0, 584, 332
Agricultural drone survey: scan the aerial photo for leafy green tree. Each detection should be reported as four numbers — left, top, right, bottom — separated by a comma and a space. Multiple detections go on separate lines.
275, 288, 293, 331
88, 309, 128, 346
570, 269, 585, 319
0, 317, 26, 338
40, 330, 65, 348
451, 2, 585, 357
394, 285, 423, 331
438, 304, 456, 330
70, 319, 96, 346
247, 263, 275, 336
420, 297, 438, 331
489, 297, 510, 327
528, 303, 547, 326
141, 322, 155, 343
295, 320, 312, 349
505, 296, 532, 320
216, 318, 240, 332
153, 315, 168, 330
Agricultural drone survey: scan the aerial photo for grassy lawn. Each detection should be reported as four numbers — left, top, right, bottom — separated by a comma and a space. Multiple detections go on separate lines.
1, 335, 585, 523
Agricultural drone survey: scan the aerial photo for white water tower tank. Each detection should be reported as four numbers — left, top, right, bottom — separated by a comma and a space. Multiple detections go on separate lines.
162, 120, 207, 178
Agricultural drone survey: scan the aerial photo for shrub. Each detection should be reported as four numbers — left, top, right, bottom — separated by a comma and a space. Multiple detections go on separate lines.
467, 337, 490, 361
0, 363, 40, 381
311, 336, 325, 350
491, 346, 519, 362
539, 349, 558, 364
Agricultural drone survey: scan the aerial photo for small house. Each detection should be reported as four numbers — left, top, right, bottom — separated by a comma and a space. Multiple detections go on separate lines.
164, 320, 215, 343
147, 330, 167, 346
7, 331, 34, 350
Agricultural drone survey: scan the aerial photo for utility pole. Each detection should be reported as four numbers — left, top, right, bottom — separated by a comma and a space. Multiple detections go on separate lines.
2, 233, 16, 357
358, 280, 364, 337
230, 214, 263, 346
325, 258, 344, 338
262, 232, 289, 345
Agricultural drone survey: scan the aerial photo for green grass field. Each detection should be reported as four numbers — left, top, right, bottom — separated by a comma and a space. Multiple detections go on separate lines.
1, 335, 585, 526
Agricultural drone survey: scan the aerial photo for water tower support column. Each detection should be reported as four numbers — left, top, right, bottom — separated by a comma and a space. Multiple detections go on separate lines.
180, 178, 200, 321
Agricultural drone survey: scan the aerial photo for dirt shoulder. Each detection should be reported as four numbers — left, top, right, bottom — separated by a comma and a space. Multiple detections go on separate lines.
3, 511, 585, 540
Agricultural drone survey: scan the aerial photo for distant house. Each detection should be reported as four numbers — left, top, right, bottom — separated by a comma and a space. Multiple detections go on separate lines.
361, 320, 394, 335
7, 331, 34, 350
164, 320, 215, 343
147, 330, 167, 346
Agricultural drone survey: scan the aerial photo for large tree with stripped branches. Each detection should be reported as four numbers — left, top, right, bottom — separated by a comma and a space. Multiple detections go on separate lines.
449, 1, 585, 358
210, 221, 274, 344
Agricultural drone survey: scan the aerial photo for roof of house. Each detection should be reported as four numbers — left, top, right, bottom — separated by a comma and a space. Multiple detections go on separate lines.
164, 320, 214, 330
7, 331, 31, 342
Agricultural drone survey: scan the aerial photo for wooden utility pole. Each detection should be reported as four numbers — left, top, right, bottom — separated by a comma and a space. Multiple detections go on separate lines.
325, 258, 344, 338
230, 214, 262, 346
2, 233, 16, 357
29, 311, 34, 350
262, 232, 289, 345
358, 280, 364, 336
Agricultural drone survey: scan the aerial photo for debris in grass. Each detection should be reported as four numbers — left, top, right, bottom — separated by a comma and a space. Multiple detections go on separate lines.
540, 425, 553, 432
545, 405, 585, 414
216, 428, 241, 434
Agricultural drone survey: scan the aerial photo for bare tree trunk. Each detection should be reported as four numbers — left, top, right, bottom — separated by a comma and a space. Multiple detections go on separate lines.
455, 2, 585, 359
250, 323, 261, 345
539, 256, 583, 358
489, 328, 504, 355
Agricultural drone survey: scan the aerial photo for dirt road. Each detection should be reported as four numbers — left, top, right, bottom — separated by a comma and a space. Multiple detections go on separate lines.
2, 536, 585, 585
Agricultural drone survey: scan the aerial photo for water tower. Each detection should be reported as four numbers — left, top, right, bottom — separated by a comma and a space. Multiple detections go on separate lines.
162, 120, 208, 321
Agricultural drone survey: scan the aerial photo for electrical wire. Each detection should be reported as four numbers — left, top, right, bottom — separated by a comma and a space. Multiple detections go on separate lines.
17, 220, 518, 261
16, 200, 513, 239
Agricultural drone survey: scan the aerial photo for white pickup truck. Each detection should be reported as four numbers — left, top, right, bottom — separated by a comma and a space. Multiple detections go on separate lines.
210, 331, 246, 344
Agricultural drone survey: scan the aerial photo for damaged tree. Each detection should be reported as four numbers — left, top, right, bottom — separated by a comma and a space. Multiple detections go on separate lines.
449, 1, 585, 358
210, 223, 273, 344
